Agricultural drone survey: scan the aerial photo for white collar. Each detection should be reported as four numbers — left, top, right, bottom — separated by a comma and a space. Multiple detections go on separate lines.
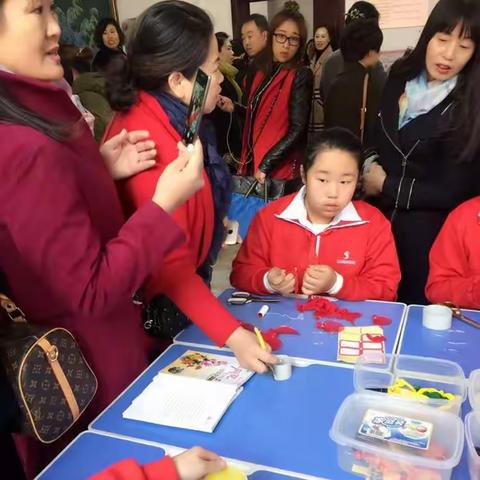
276, 186, 364, 232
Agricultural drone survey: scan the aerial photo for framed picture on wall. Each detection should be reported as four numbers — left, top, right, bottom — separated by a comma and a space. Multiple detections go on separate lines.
54, 0, 118, 49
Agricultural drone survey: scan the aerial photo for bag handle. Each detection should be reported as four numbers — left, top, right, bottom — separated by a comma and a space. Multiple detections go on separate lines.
244, 179, 269, 202
360, 72, 369, 144
0, 294, 27, 324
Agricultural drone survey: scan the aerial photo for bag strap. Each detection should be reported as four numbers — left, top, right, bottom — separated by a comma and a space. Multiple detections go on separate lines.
36, 337, 80, 421
360, 72, 369, 144
0, 294, 26, 324
244, 178, 269, 202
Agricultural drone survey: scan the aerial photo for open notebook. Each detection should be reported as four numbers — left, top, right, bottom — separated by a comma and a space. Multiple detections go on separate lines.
123, 351, 254, 433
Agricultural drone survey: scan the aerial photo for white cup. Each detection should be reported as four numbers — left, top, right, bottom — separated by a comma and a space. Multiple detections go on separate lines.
422, 304, 452, 331
271, 355, 292, 381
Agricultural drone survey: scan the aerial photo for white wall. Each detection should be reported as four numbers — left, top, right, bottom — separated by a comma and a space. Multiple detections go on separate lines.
345, 0, 439, 52
268, 0, 314, 39
116, 0, 233, 36
250, 1, 269, 18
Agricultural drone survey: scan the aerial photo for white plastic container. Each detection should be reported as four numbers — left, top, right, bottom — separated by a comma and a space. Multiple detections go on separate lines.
465, 411, 480, 480
469, 369, 480, 411
354, 354, 466, 415
330, 392, 464, 479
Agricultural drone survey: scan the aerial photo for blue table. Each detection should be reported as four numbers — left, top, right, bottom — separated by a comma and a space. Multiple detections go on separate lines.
175, 290, 406, 366
398, 305, 480, 376
91, 344, 359, 479
36, 431, 166, 480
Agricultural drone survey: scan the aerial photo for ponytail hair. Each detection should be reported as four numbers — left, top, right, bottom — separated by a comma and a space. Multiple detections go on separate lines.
107, 0, 213, 112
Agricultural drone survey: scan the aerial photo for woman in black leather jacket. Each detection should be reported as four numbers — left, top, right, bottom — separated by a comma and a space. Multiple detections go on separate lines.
235, 2, 312, 183
363, 0, 480, 304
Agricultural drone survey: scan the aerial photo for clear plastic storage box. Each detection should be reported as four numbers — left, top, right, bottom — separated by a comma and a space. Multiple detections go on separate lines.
330, 392, 464, 480
465, 411, 480, 480
469, 369, 480, 411
354, 354, 467, 415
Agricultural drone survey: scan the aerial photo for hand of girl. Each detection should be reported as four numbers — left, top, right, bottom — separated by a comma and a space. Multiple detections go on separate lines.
153, 140, 204, 213
173, 447, 226, 480
226, 327, 277, 373
267, 267, 296, 295
100, 129, 157, 180
217, 95, 234, 113
363, 162, 387, 197
302, 265, 336, 296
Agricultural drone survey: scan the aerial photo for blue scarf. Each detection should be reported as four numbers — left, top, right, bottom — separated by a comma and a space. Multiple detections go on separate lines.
399, 70, 458, 129
153, 92, 232, 266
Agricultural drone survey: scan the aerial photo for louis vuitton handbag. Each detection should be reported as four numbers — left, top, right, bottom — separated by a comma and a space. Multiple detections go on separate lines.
0, 294, 97, 443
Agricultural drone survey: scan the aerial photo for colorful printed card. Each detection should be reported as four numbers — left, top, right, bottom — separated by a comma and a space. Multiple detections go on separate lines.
159, 350, 253, 387
337, 326, 385, 364
358, 409, 433, 450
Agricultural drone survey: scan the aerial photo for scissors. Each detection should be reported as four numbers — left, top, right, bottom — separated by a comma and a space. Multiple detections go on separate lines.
227, 291, 280, 305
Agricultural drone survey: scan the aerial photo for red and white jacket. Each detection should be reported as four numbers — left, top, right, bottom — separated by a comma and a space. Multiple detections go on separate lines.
231, 188, 401, 301
426, 196, 480, 309
90, 457, 178, 480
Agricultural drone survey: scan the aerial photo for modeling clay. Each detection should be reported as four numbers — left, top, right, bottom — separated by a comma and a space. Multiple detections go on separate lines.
366, 333, 386, 343
387, 379, 456, 402
297, 297, 361, 323
316, 320, 345, 333
240, 323, 299, 351
372, 315, 392, 326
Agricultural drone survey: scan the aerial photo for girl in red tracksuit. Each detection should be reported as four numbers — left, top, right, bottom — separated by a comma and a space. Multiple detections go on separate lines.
231, 128, 401, 301
426, 196, 480, 309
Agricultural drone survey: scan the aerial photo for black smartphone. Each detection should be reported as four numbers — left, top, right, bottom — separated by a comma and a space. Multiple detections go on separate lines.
182, 68, 211, 145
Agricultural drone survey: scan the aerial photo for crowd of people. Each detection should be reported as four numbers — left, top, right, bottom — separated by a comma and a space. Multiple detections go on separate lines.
1, 0, 480, 478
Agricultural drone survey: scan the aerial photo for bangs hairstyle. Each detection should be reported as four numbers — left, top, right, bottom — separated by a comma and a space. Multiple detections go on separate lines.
256, 4, 307, 75
107, 0, 213, 111
304, 127, 363, 173
94, 18, 125, 49
391, 0, 480, 80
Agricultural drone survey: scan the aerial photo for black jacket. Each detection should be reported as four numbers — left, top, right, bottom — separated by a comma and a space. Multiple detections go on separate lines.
324, 61, 386, 147
321, 49, 386, 101
251, 66, 313, 175
373, 74, 480, 304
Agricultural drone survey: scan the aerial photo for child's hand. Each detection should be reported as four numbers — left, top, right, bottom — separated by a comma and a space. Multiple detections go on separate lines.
226, 327, 277, 373
267, 267, 295, 295
173, 446, 226, 480
302, 265, 337, 296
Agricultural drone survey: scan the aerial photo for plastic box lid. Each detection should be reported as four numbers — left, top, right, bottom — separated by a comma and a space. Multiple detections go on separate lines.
329, 392, 465, 471
354, 353, 467, 403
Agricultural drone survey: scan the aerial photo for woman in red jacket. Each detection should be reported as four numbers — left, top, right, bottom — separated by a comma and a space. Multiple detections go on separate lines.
426, 196, 480, 309
236, 1, 313, 183
105, 1, 275, 372
231, 128, 401, 301
0, 0, 206, 476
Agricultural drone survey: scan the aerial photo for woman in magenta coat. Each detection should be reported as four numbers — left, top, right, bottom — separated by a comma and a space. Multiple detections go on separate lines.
0, 0, 207, 476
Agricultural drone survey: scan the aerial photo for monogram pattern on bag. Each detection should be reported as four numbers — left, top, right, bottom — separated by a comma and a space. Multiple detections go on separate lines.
0, 327, 97, 443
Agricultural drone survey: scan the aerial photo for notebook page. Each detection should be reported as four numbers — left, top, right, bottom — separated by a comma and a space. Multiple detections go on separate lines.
123, 374, 240, 433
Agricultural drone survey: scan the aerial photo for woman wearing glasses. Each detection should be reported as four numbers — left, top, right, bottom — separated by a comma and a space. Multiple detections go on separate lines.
236, 1, 312, 183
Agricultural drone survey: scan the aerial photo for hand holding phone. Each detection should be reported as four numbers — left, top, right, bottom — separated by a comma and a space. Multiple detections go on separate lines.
182, 68, 211, 145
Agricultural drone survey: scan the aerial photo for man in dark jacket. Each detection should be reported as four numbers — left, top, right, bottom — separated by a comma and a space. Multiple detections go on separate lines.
237, 14, 269, 101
